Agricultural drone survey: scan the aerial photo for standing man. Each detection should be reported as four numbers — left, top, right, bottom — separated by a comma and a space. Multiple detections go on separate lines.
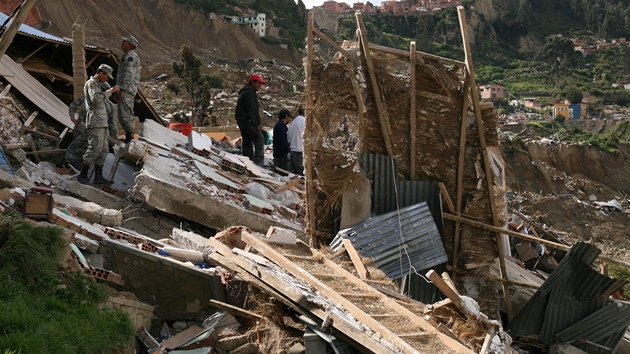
287, 106, 305, 175
235, 74, 266, 166
272, 109, 292, 172
78, 64, 119, 185
116, 35, 141, 143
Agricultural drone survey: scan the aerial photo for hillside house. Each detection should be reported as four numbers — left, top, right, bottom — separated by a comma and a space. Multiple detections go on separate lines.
236, 13, 266, 37
478, 84, 505, 100
323, 1, 351, 13
553, 102, 588, 120
523, 98, 541, 109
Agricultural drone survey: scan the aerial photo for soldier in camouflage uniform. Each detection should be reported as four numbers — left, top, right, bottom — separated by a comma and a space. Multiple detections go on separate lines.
116, 35, 141, 143
64, 96, 89, 170
65, 85, 117, 170
78, 64, 120, 185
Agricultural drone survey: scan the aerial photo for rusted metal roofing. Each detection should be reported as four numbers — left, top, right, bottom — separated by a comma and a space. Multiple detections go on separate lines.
507, 242, 627, 351
331, 202, 448, 280
0, 55, 73, 129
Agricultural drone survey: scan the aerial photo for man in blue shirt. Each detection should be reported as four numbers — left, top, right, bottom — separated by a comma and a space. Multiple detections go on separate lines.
273, 109, 292, 172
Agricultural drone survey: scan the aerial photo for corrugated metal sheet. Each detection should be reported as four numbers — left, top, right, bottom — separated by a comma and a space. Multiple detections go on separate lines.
331, 202, 448, 280
507, 242, 627, 351
358, 153, 398, 216
0, 12, 100, 49
556, 301, 630, 343
356, 153, 447, 303
0, 55, 73, 129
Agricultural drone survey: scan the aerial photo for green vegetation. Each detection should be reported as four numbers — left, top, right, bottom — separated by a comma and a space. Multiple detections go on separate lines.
170, 45, 223, 126
609, 264, 630, 301
174, 0, 306, 50
0, 214, 134, 353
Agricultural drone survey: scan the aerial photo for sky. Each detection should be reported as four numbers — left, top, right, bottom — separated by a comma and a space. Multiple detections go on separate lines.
298, 0, 385, 9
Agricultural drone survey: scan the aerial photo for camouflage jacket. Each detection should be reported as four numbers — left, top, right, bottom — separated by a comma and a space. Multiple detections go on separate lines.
116, 49, 141, 96
84, 77, 112, 129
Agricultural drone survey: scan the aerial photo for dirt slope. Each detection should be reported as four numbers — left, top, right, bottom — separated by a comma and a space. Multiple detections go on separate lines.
503, 137, 630, 263
35, 0, 302, 70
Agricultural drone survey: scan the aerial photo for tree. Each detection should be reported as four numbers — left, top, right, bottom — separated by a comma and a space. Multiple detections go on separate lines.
171, 45, 221, 126
565, 85, 583, 104
366, 1, 373, 6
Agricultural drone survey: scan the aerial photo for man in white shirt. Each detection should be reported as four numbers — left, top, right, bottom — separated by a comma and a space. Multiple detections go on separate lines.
287, 107, 305, 175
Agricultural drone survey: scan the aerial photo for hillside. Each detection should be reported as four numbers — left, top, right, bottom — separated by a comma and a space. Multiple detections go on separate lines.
34, 0, 303, 72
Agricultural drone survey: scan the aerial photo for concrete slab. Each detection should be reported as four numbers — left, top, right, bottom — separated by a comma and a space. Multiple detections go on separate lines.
131, 153, 304, 236
194, 160, 244, 193
99, 237, 225, 320
141, 119, 188, 150
54, 194, 123, 226
50, 208, 109, 241
171, 228, 214, 255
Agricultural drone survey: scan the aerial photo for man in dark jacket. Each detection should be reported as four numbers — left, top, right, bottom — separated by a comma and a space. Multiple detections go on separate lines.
273, 109, 292, 172
235, 74, 266, 166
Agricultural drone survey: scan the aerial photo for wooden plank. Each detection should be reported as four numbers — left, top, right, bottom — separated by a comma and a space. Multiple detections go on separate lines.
243, 234, 475, 354
409, 41, 417, 179
19, 110, 39, 133
208, 299, 263, 320
312, 27, 350, 57
444, 212, 630, 269
207, 238, 399, 354
367, 43, 465, 67
452, 80, 470, 280
241, 235, 423, 354
305, 12, 318, 247
346, 60, 368, 152
0, 83, 11, 97
457, 6, 513, 321
441, 272, 459, 295
342, 238, 369, 280
427, 270, 465, 314
356, 13, 393, 157
0, 0, 37, 57
273, 178, 300, 194
512, 210, 566, 244
438, 182, 455, 213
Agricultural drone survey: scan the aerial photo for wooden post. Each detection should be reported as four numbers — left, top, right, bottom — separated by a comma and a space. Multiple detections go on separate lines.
409, 41, 417, 179
355, 12, 393, 157
0, 0, 38, 58
304, 12, 318, 247
72, 20, 88, 100
457, 6, 513, 320
452, 79, 469, 279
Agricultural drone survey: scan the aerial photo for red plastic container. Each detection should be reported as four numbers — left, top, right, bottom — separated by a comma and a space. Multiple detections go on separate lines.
168, 122, 193, 136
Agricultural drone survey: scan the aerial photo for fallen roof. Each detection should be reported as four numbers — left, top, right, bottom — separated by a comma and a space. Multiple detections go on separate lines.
0, 55, 73, 129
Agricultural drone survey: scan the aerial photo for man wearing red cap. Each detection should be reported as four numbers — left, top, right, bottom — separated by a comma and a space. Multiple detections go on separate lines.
235, 74, 267, 166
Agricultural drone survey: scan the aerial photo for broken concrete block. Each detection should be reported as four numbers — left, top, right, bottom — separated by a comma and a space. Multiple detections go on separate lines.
101, 208, 123, 226
194, 160, 244, 193
216, 333, 253, 352
243, 194, 274, 215
231, 343, 258, 354
122, 140, 148, 165
265, 226, 297, 244
277, 205, 297, 220
54, 194, 123, 226
73, 233, 99, 253
172, 228, 214, 255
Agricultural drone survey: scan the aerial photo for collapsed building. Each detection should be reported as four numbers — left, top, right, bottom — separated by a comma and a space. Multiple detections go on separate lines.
0, 4, 628, 354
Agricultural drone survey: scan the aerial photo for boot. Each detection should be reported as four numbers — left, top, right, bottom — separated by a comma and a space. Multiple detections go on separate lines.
77, 165, 91, 185
93, 165, 113, 185
124, 132, 133, 143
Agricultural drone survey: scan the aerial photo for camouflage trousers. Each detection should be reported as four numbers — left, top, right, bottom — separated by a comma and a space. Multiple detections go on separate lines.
64, 124, 87, 169
83, 127, 108, 167
65, 106, 117, 169
117, 93, 135, 134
